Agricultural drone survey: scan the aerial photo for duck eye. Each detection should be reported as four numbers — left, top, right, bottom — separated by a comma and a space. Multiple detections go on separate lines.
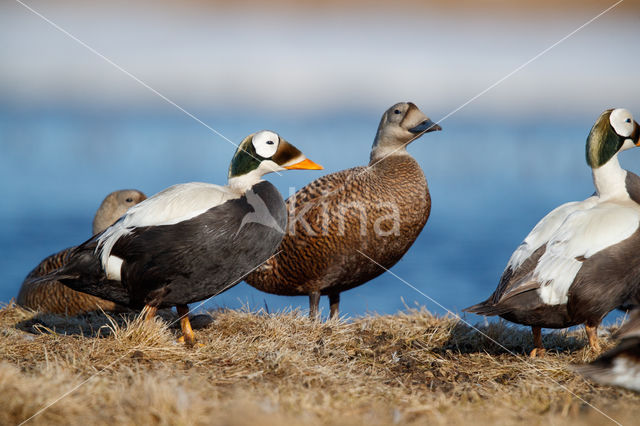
126, 198, 133, 203
252, 130, 280, 157
394, 109, 401, 114
626, 118, 632, 123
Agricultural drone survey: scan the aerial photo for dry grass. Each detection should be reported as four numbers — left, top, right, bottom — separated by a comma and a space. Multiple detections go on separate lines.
0, 302, 638, 425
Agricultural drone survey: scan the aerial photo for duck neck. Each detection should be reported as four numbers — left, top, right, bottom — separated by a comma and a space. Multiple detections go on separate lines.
592, 153, 628, 199
369, 134, 410, 164
228, 169, 263, 194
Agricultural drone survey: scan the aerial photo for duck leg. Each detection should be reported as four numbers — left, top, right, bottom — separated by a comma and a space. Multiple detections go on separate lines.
329, 293, 340, 319
585, 323, 601, 353
176, 304, 196, 346
309, 291, 321, 320
143, 305, 158, 321
529, 326, 545, 358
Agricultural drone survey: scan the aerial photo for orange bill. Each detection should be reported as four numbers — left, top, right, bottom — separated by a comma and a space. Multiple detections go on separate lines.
285, 158, 323, 170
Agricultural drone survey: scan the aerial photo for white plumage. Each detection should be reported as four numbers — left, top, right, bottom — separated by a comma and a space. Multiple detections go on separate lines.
105, 255, 124, 281
252, 130, 280, 158
535, 201, 640, 305
506, 197, 597, 271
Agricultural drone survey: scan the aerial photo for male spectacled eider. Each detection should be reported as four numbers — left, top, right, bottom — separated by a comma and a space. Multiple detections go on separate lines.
465, 108, 640, 357
38, 131, 321, 344
17, 189, 147, 315
574, 310, 640, 391
245, 102, 441, 319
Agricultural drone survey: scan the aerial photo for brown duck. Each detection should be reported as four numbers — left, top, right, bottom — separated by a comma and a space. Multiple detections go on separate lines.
245, 102, 441, 318
17, 189, 146, 315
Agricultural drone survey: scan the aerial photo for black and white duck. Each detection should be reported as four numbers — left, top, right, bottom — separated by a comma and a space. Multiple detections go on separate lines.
245, 102, 441, 318
465, 108, 640, 357
574, 309, 640, 391
39, 131, 321, 344
17, 189, 147, 315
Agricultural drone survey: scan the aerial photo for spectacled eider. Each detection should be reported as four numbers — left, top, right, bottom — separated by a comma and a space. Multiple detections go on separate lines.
574, 309, 640, 391
464, 108, 640, 357
245, 102, 441, 319
17, 189, 147, 315
37, 131, 321, 344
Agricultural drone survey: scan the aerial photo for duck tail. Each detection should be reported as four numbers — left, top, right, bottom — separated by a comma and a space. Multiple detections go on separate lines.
26, 242, 103, 289
462, 300, 502, 317
25, 271, 82, 287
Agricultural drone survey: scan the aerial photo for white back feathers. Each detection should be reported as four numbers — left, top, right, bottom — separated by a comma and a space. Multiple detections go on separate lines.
506, 198, 597, 271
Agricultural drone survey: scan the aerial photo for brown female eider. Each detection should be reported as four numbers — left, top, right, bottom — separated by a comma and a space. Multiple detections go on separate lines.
465, 108, 640, 357
17, 189, 147, 315
245, 102, 441, 319
575, 310, 640, 391
35, 131, 321, 344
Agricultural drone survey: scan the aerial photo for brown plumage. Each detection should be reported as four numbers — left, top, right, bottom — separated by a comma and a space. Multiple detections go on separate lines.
17, 189, 146, 315
245, 102, 441, 318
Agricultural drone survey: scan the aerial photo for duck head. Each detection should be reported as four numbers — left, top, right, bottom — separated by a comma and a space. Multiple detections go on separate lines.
586, 108, 640, 168
228, 130, 322, 191
370, 102, 441, 162
93, 189, 147, 235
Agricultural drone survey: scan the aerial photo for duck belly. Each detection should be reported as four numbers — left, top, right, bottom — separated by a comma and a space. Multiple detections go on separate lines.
499, 304, 575, 329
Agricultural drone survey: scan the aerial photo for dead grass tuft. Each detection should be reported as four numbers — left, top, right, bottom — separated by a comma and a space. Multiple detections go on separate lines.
0, 302, 637, 425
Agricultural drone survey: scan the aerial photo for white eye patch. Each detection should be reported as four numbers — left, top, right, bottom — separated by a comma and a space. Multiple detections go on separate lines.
252, 130, 280, 158
610, 108, 635, 138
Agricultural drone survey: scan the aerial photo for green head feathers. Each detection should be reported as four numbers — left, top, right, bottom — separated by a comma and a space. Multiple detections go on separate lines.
228, 133, 264, 178
586, 109, 621, 168
586, 108, 640, 168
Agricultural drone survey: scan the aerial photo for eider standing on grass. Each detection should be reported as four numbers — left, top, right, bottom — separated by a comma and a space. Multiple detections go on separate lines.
38, 131, 321, 344
465, 109, 640, 357
17, 189, 147, 315
575, 309, 640, 391
246, 102, 441, 319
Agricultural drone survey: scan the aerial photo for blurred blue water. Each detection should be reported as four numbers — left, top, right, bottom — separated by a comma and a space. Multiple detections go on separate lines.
1, 106, 636, 328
